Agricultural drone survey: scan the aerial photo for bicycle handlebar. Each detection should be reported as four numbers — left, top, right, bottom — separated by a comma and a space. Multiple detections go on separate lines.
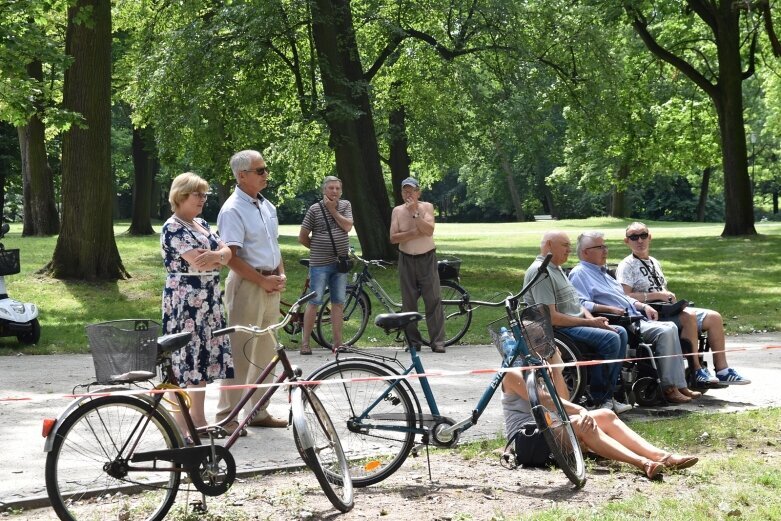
348, 246, 392, 268
213, 291, 317, 337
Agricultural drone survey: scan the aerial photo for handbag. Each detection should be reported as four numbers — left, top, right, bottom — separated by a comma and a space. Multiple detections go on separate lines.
648, 299, 689, 318
318, 202, 353, 273
504, 422, 553, 468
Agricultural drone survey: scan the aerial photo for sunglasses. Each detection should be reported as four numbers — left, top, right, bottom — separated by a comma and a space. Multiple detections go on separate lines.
626, 232, 649, 241
243, 167, 269, 176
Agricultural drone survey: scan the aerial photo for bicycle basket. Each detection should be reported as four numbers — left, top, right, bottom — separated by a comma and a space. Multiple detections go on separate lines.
86, 320, 161, 384
0, 249, 20, 276
437, 257, 461, 281
488, 304, 555, 361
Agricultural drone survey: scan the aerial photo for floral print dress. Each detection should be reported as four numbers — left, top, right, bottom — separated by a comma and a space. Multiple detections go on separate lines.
161, 216, 233, 386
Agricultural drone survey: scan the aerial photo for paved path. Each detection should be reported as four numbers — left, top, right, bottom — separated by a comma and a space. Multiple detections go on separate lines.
1, 333, 779, 510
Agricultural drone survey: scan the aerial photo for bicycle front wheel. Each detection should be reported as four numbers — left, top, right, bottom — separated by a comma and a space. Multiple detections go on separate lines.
420, 280, 472, 347
45, 395, 181, 521
292, 387, 354, 512
307, 360, 416, 487
526, 367, 587, 488
316, 285, 370, 350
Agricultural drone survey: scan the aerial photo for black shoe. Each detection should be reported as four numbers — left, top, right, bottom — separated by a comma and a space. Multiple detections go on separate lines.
432, 345, 446, 353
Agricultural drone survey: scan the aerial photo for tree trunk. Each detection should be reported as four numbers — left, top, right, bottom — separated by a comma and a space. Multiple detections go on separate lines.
494, 138, 524, 221
17, 60, 59, 236
47, 0, 128, 280
611, 164, 629, 218
713, 29, 756, 234
127, 127, 156, 235
696, 165, 712, 222
388, 83, 411, 207
310, 0, 395, 260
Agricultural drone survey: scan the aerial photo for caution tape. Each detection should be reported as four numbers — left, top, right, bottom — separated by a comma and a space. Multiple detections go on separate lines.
1, 344, 779, 403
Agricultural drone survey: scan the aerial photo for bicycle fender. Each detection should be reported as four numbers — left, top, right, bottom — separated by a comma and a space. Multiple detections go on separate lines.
43, 391, 184, 452
290, 387, 313, 451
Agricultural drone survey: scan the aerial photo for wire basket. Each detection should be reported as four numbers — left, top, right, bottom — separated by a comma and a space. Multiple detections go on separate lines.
86, 320, 161, 384
488, 304, 556, 362
0, 249, 20, 276
437, 257, 461, 281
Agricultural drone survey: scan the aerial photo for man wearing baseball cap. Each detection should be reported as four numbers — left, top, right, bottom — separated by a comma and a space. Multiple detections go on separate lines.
389, 177, 446, 352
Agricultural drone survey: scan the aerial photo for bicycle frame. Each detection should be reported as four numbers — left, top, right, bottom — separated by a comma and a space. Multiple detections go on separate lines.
334, 254, 553, 443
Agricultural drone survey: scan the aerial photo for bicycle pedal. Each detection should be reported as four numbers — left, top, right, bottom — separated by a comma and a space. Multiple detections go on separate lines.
189, 500, 207, 513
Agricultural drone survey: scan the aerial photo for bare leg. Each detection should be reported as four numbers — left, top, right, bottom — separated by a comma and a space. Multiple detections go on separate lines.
331, 303, 344, 349
188, 382, 207, 428
301, 303, 317, 349
680, 310, 701, 370
701, 311, 728, 371
571, 412, 655, 471
590, 409, 667, 461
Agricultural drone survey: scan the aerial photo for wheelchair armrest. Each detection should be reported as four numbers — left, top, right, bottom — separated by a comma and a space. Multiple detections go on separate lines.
594, 312, 643, 328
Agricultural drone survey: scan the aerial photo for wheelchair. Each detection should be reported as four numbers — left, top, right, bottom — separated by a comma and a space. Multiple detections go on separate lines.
555, 314, 665, 407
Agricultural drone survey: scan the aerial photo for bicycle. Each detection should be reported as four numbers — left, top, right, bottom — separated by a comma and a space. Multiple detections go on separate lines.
42, 292, 353, 521
279, 258, 326, 348
306, 253, 586, 488
315, 247, 472, 349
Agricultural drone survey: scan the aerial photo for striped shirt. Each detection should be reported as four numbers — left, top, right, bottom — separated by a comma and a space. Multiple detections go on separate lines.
301, 199, 353, 267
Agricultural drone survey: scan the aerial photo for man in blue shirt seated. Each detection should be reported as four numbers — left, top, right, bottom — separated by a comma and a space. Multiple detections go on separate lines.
524, 231, 631, 413
568, 231, 699, 404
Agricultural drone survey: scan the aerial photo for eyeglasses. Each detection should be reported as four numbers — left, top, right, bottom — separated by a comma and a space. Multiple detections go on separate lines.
243, 167, 269, 176
585, 245, 608, 252
626, 232, 649, 241
190, 192, 210, 200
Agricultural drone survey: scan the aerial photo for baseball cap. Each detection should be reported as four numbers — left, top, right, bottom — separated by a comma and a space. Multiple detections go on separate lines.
401, 177, 419, 188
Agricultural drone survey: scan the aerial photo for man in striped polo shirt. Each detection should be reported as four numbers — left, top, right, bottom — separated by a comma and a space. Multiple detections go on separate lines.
298, 176, 354, 354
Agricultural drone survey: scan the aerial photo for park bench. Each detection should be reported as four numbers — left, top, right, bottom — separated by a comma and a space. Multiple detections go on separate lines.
534, 214, 555, 222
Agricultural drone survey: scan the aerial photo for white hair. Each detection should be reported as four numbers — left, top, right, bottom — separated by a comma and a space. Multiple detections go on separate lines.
576, 231, 604, 257
229, 150, 264, 182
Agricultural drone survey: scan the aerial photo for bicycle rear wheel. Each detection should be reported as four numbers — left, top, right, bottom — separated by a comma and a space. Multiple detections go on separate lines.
292, 387, 354, 512
420, 280, 472, 347
45, 395, 181, 521
526, 367, 587, 488
306, 360, 416, 487
316, 285, 370, 350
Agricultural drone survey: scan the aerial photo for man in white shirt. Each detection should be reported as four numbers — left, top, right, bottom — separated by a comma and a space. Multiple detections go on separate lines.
215, 150, 288, 433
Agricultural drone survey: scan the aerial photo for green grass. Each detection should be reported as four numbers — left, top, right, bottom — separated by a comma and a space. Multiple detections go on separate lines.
1, 218, 779, 354
455, 407, 781, 520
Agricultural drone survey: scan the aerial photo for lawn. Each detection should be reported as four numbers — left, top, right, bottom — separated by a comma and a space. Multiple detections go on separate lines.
1, 218, 779, 354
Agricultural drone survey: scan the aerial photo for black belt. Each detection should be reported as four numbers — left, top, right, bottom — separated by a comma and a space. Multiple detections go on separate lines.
399, 248, 436, 258
255, 268, 279, 276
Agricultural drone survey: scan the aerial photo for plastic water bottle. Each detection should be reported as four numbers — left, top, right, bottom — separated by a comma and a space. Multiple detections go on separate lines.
499, 327, 517, 358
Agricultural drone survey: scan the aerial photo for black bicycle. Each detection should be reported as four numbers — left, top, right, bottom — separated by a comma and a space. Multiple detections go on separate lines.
315, 247, 472, 349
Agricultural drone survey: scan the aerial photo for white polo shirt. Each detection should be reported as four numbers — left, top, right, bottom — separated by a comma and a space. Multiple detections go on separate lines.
217, 187, 281, 271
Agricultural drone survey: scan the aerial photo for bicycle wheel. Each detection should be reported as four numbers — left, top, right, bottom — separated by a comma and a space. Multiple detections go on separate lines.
45, 395, 181, 521
526, 367, 587, 488
292, 387, 354, 512
281, 302, 326, 349
554, 332, 587, 404
306, 360, 416, 486
316, 285, 370, 350
420, 280, 472, 347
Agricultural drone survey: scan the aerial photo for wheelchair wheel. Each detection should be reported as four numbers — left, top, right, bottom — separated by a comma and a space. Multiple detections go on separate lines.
632, 377, 662, 406
553, 332, 586, 404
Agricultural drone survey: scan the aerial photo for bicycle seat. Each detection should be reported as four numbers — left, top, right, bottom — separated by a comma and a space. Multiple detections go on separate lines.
375, 312, 423, 331
299, 259, 310, 267
157, 332, 192, 354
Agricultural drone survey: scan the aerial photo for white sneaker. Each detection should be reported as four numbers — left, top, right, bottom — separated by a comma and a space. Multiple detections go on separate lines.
612, 399, 633, 414
593, 400, 613, 411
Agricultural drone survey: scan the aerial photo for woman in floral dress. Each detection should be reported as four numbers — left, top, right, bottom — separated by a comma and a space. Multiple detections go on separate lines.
161, 172, 234, 432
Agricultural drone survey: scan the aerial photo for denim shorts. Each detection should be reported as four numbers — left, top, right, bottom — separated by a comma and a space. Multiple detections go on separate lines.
309, 263, 347, 305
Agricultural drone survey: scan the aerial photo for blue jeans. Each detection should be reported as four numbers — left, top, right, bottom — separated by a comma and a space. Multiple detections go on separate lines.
559, 325, 628, 403
309, 263, 347, 305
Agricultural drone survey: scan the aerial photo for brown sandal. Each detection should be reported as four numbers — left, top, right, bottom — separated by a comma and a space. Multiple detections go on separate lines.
643, 460, 664, 479
300, 345, 312, 355
660, 453, 699, 470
